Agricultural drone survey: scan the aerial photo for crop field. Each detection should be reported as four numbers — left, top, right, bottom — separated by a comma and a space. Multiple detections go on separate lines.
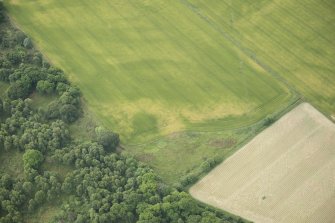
187, 0, 335, 115
5, 0, 334, 185
4, 0, 292, 144
190, 103, 335, 223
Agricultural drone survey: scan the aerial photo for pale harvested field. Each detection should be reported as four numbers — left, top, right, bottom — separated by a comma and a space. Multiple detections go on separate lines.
190, 103, 335, 223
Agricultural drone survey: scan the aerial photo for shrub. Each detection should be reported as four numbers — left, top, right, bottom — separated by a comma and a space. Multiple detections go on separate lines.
263, 115, 275, 127
36, 80, 54, 94
95, 126, 120, 152
23, 149, 44, 169
23, 37, 33, 49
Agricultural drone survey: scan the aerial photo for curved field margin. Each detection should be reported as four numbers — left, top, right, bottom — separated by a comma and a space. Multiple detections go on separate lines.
187, 0, 335, 116
4, 0, 292, 144
190, 103, 335, 223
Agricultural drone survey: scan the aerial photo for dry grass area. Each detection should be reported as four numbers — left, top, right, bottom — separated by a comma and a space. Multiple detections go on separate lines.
190, 103, 335, 223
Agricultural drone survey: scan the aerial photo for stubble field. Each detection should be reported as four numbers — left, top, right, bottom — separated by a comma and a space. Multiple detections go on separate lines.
190, 103, 335, 223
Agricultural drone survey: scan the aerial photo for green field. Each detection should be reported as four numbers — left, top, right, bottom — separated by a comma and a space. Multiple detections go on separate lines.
5, 0, 292, 145
8, 0, 335, 184
187, 0, 335, 115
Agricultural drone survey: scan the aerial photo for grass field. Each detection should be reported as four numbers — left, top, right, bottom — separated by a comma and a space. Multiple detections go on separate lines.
126, 128, 251, 184
125, 97, 299, 184
190, 103, 335, 223
187, 0, 335, 115
4, 0, 292, 145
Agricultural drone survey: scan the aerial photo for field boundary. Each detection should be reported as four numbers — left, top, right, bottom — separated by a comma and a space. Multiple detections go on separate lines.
124, 94, 301, 148
176, 97, 302, 189
179, 0, 299, 96
121, 0, 302, 146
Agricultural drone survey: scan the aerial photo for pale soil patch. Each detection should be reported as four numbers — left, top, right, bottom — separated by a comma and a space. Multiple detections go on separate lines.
190, 103, 335, 223
97, 98, 253, 137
